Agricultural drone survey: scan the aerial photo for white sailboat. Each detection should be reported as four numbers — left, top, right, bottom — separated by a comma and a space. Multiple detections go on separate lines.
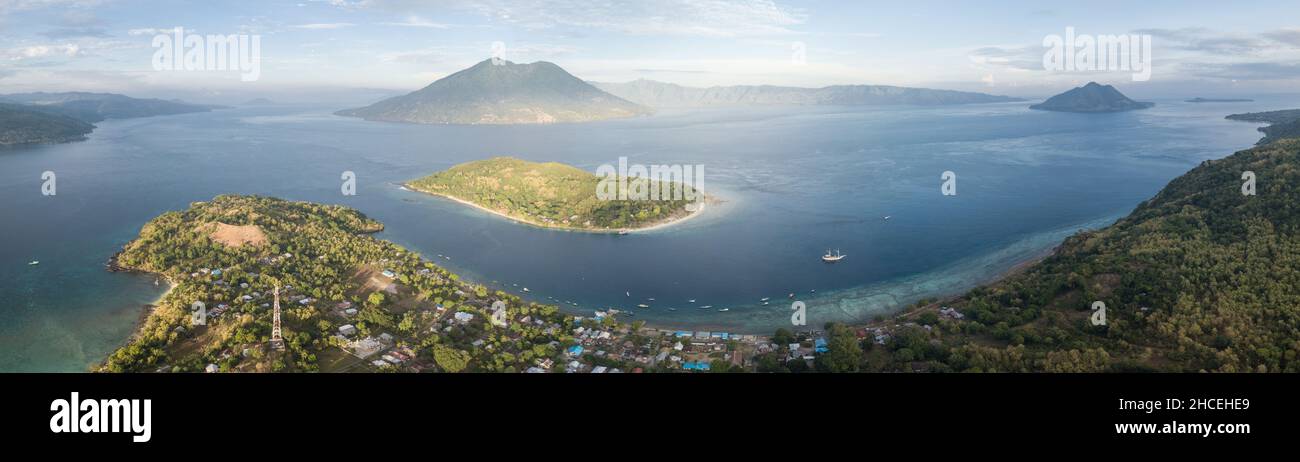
821, 249, 846, 262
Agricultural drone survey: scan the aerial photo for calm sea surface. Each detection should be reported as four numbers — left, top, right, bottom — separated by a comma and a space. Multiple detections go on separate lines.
0, 97, 1289, 371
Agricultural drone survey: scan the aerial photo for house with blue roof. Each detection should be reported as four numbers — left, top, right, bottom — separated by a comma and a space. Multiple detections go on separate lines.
814, 337, 829, 353
681, 361, 712, 371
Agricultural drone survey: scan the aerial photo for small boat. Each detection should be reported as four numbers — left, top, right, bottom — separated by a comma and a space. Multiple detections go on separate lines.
617, 230, 629, 235
883, 215, 891, 221
717, 308, 730, 312
637, 304, 650, 308
625, 291, 630, 297
668, 308, 677, 312
700, 305, 713, 309
822, 249, 846, 263
28, 261, 39, 266
688, 299, 696, 303
788, 293, 795, 299
154, 278, 160, 286
647, 297, 655, 301
522, 287, 530, 292
759, 297, 770, 302
762, 301, 769, 306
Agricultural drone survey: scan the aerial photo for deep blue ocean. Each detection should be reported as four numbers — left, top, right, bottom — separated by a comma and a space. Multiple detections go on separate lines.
0, 97, 1288, 371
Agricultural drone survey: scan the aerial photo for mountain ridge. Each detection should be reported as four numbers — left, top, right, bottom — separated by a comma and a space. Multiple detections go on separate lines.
337, 59, 651, 125
592, 78, 1024, 108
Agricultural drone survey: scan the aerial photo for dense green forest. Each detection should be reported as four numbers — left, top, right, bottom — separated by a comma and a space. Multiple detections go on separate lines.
0, 103, 95, 146
789, 139, 1300, 373
407, 156, 702, 230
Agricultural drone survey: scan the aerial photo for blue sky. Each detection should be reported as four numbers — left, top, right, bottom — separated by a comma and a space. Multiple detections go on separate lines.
1, 0, 1298, 101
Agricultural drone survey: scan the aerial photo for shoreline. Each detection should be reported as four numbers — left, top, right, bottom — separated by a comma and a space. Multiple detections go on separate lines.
99, 277, 176, 372
401, 183, 713, 234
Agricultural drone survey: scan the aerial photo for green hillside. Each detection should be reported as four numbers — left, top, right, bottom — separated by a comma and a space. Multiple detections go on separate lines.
0, 103, 95, 146
829, 139, 1300, 373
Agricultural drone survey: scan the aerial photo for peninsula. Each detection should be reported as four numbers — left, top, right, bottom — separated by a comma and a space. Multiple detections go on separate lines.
101, 194, 735, 373
1226, 109, 1300, 145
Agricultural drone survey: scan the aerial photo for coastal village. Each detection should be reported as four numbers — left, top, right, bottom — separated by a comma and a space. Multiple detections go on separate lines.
162, 251, 951, 374
164, 257, 889, 373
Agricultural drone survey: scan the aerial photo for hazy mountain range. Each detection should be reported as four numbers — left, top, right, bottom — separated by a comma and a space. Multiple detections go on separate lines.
0, 92, 216, 123
592, 79, 1024, 108
0, 92, 215, 146
336, 59, 651, 125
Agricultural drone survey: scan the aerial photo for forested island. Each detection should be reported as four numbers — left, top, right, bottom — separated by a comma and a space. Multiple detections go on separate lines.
1030, 82, 1153, 113
406, 157, 706, 232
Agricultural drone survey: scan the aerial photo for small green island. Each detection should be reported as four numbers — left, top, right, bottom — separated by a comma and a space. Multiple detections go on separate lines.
406, 157, 707, 232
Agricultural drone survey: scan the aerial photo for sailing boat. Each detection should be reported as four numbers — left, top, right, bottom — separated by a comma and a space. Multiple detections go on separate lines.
821, 249, 846, 262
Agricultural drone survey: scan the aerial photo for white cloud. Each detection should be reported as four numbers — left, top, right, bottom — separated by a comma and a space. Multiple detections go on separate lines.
127, 27, 172, 36
292, 23, 356, 30
378, 16, 450, 28
346, 0, 805, 37
6, 43, 83, 60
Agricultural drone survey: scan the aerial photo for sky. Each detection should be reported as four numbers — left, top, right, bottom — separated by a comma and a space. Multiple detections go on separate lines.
1, 0, 1299, 102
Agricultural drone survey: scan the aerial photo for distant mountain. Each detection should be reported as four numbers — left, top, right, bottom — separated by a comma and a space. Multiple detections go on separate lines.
243, 98, 276, 106
1227, 109, 1300, 145
1029, 82, 1153, 113
0, 103, 95, 146
337, 59, 651, 125
592, 79, 1023, 108
0, 92, 213, 123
